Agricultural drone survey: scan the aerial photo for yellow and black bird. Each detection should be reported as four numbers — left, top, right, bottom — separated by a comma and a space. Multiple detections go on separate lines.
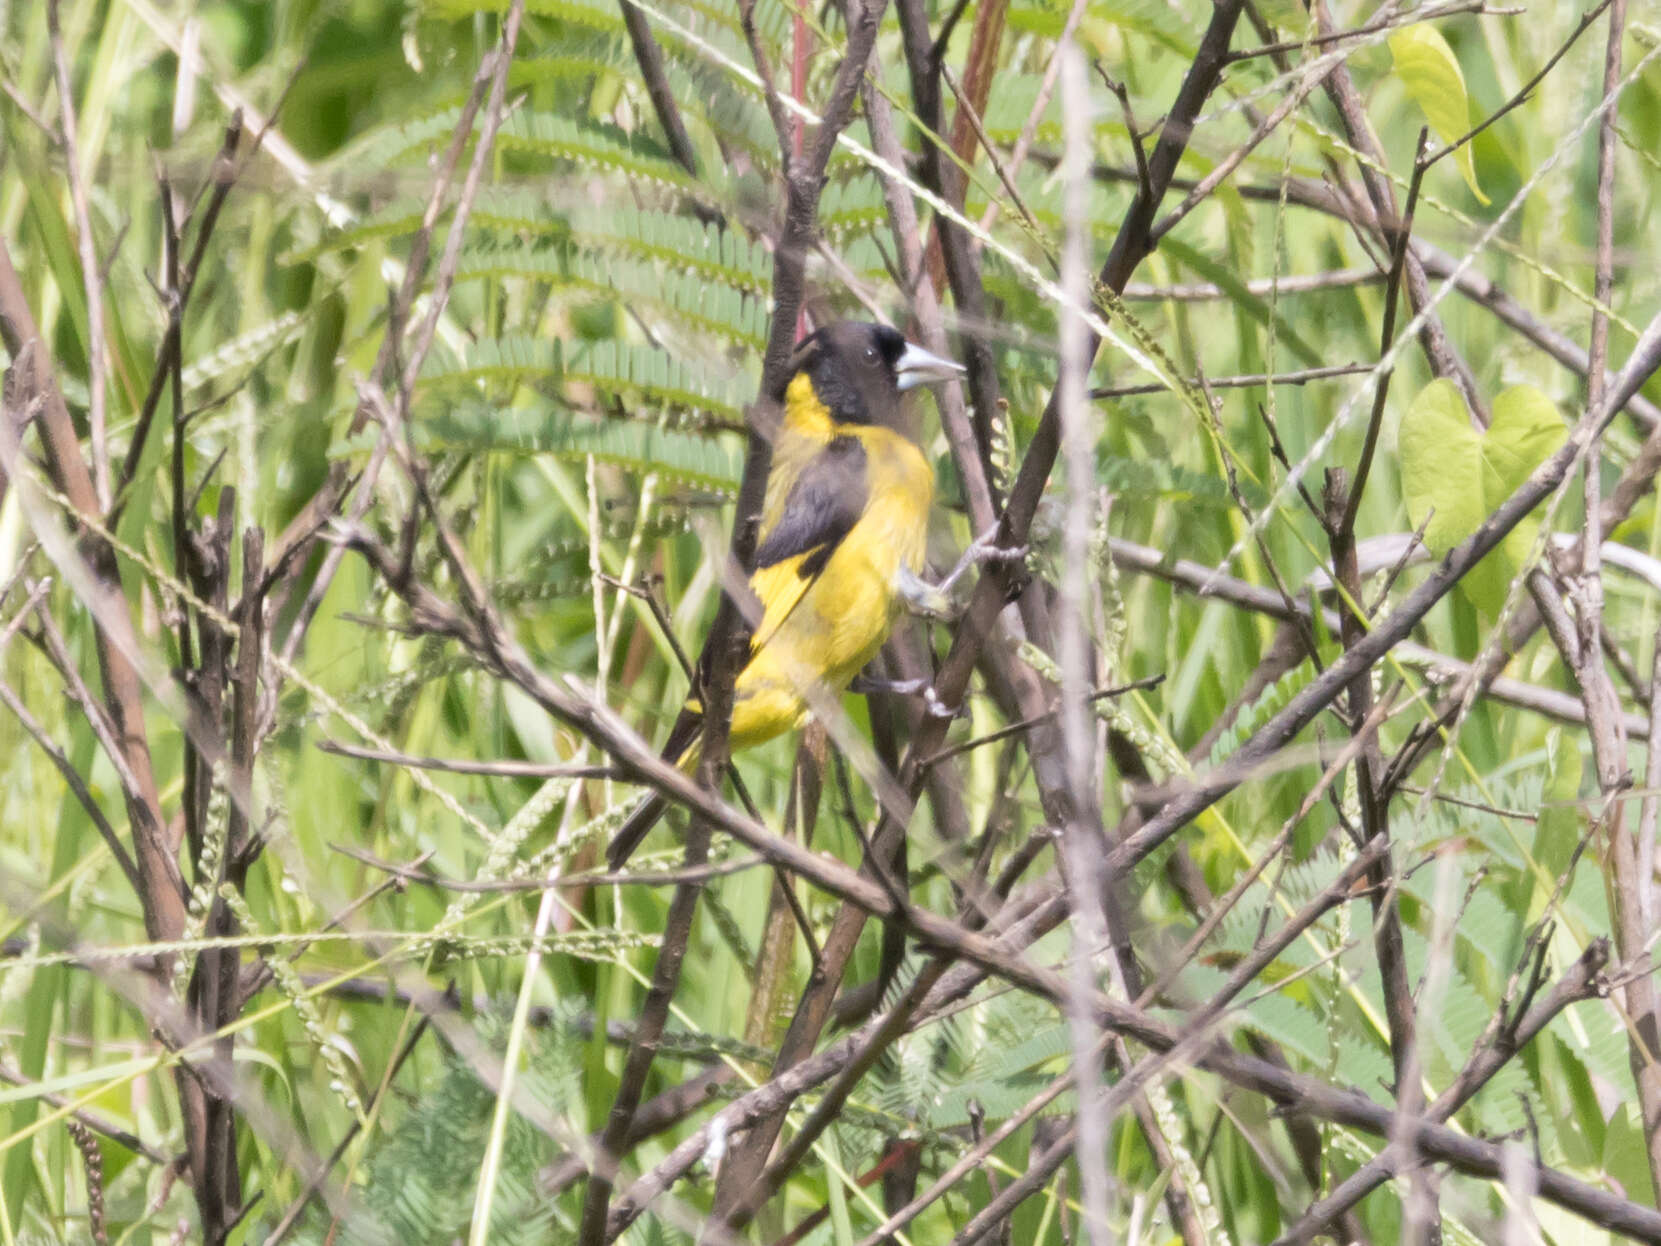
607, 321, 966, 868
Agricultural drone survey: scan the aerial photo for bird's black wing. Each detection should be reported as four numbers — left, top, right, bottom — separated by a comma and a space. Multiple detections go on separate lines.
754, 435, 868, 579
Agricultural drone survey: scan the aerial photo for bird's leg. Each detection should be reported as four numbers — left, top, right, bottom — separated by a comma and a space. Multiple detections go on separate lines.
848, 672, 965, 720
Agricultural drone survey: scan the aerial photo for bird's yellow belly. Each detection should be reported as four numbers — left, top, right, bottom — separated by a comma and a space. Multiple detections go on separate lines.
730, 433, 931, 750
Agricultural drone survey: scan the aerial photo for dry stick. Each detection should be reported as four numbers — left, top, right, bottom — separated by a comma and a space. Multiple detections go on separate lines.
1104, 311, 1661, 879
114, 113, 244, 507
161, 176, 208, 873
315, 738, 616, 778
940, 61, 1044, 247
28, 593, 154, 829
723, 957, 954, 1234
1273, 938, 1612, 1245
617, 0, 700, 176
590, 5, 891, 1238
1147, 34, 1359, 243
604, 895, 1065, 1239
186, 494, 241, 1240
920, 674, 1165, 768
1091, 360, 1372, 397
1052, 45, 1114, 1246
333, 841, 764, 891
1570, 0, 1661, 1198
896, 0, 1008, 505
1225, 0, 1494, 63
1138, 692, 1400, 1013
1420, 0, 1614, 176
578, 839, 715, 1246
1325, 129, 1433, 1242
856, 1053, 1084, 1246
46, 0, 109, 507
0, 1063, 165, 1165
1640, 622, 1661, 935
1125, 268, 1379, 297
968, 0, 1084, 244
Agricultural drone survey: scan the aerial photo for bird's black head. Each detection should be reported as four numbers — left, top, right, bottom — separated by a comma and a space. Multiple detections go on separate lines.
772, 321, 964, 429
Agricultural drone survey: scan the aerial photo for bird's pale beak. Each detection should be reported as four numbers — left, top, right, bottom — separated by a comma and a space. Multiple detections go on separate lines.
895, 340, 967, 391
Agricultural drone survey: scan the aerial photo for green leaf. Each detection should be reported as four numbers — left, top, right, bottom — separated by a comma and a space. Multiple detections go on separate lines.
1483, 383, 1569, 495
1399, 378, 1486, 556
1398, 380, 1565, 613
428, 402, 744, 492
1389, 24, 1489, 204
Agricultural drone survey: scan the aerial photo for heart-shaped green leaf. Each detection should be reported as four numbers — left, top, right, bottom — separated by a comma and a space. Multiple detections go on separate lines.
1389, 25, 1489, 205
1399, 380, 1566, 613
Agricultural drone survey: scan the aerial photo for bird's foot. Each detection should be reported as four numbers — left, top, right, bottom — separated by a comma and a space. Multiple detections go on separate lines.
896, 566, 959, 621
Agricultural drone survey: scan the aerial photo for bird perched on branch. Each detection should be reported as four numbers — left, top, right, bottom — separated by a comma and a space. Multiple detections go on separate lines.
607, 320, 983, 869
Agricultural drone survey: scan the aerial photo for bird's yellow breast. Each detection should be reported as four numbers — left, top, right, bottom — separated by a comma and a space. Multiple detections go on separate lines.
730, 374, 933, 748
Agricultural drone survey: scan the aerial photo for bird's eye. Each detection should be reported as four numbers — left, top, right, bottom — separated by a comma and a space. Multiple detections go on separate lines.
862, 345, 880, 367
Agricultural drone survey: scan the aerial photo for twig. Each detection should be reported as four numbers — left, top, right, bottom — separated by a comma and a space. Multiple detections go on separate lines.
1337, 128, 1429, 541
1639, 617, 1661, 931
114, 114, 244, 505
317, 738, 618, 779
618, 1, 701, 176
1120, 269, 1379, 301
0, 1063, 166, 1164
1225, 0, 1497, 63
1096, 360, 1368, 395
1148, 42, 1350, 243
939, 61, 1044, 243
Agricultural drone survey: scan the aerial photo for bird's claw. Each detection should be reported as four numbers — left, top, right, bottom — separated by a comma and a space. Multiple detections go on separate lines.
933, 526, 1030, 600
922, 687, 967, 721
849, 674, 966, 720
